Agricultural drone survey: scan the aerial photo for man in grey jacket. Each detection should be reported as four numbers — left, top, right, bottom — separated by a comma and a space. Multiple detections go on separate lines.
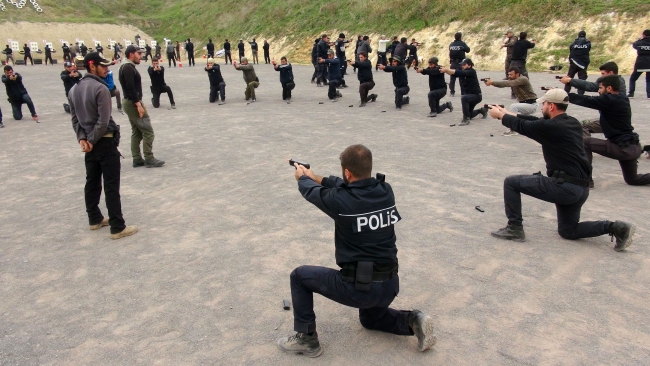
357, 36, 372, 58
69, 52, 138, 240
559, 61, 626, 136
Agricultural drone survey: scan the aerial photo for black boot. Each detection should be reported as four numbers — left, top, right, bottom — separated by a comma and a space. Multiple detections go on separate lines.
491, 225, 525, 242
407, 310, 436, 352
277, 332, 322, 357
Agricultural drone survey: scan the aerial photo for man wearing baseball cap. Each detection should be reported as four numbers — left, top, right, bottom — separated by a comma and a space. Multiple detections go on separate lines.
440, 58, 487, 125
68, 52, 138, 240
119, 45, 165, 168
378, 55, 410, 109
486, 88, 635, 251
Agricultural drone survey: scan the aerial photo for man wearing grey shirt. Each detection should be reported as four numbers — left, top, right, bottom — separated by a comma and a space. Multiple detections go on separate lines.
69, 52, 138, 240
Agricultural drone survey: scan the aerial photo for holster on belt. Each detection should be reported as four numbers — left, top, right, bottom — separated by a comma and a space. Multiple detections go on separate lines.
546, 170, 589, 187
355, 261, 374, 292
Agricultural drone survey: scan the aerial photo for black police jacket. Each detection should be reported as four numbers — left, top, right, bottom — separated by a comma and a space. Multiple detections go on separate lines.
633, 37, 650, 70
448, 40, 470, 61
205, 64, 224, 84
356, 60, 373, 83
317, 39, 330, 59
453, 68, 481, 95
569, 37, 591, 69
147, 66, 167, 89
298, 175, 400, 267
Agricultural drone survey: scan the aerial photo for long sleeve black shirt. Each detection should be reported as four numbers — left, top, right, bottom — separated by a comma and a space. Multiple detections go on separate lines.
224, 42, 231, 51
298, 175, 400, 267
569, 37, 591, 68
453, 68, 481, 95
148, 66, 167, 89
511, 40, 535, 61
633, 37, 650, 70
61, 70, 83, 95
205, 64, 224, 85
356, 60, 373, 83
274, 63, 294, 84
2, 73, 28, 102
383, 64, 408, 88
206, 42, 214, 53
569, 93, 637, 146
448, 40, 470, 61
118, 62, 143, 101
420, 67, 446, 90
502, 113, 591, 180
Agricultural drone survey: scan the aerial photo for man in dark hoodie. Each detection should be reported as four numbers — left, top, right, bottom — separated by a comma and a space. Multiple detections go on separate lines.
318, 49, 342, 101
378, 55, 410, 110
2, 66, 38, 122
564, 31, 591, 95
273, 56, 295, 102
448, 32, 470, 97
349, 52, 378, 107
61, 61, 83, 113
205, 57, 226, 104
628, 29, 650, 98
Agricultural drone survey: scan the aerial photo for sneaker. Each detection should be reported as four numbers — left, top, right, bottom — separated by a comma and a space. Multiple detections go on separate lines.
118, 108, 124, 115
450, 91, 455, 97
369, 94, 377, 102
110, 225, 138, 240
145, 158, 165, 168
428, 112, 437, 117
627, 93, 634, 98
502, 129, 519, 136
336, 91, 343, 98
408, 310, 436, 352
447, 101, 454, 112
359, 102, 367, 107
32, 115, 40, 123
609, 221, 635, 251
403, 96, 410, 105
89, 218, 109, 230
459, 118, 470, 126
480, 106, 489, 119
491, 225, 526, 242
277, 332, 322, 358
218, 101, 226, 105
171, 104, 177, 109
331, 98, 338, 103
132, 159, 145, 168
316, 83, 323, 87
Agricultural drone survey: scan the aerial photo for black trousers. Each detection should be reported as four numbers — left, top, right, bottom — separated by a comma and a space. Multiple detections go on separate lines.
564, 61, 588, 95
328, 79, 340, 99
584, 138, 650, 186
503, 174, 610, 239
187, 53, 195, 66
209, 82, 226, 102
290, 265, 413, 336
428, 88, 448, 113
207, 52, 214, 58
311, 62, 318, 81
509, 60, 529, 78
10, 94, 37, 120
376, 52, 387, 70
340, 59, 348, 75
449, 61, 461, 93
359, 81, 375, 102
282, 81, 295, 100
144, 52, 152, 61
224, 51, 232, 64
45, 54, 53, 65
264, 51, 270, 64
151, 85, 175, 107
167, 52, 176, 67
629, 70, 650, 97
238, 51, 244, 62
84, 137, 126, 235
461, 94, 482, 118
395, 86, 410, 108
317, 64, 328, 85
24, 55, 33, 65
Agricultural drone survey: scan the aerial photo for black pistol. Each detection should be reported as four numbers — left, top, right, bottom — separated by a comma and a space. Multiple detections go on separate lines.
289, 159, 310, 169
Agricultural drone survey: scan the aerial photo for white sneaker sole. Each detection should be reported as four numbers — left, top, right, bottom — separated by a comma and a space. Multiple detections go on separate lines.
614, 224, 635, 252
416, 315, 437, 351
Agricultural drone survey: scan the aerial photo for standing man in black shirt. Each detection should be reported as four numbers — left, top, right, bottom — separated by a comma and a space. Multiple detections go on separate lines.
186, 38, 195, 66
388, 36, 399, 60
348, 52, 377, 107
3, 45, 15, 65
417, 57, 452, 117
119, 45, 165, 168
310, 39, 319, 83
2, 66, 38, 122
393, 37, 408, 64
62, 43, 71, 62
510, 32, 535, 78
378, 56, 409, 110
316, 35, 332, 87
570, 75, 650, 186
237, 40, 245, 63
69, 52, 138, 240
224, 39, 232, 64
441, 58, 487, 125
248, 38, 259, 64
487, 89, 635, 250
205, 57, 226, 104
23, 44, 33, 65
628, 29, 650, 98
564, 31, 591, 95
336, 33, 351, 76
263, 40, 271, 64
406, 39, 421, 69
148, 57, 176, 109
277, 145, 436, 357
44, 44, 53, 65
448, 32, 470, 97
143, 44, 152, 62
61, 61, 82, 113
80, 43, 88, 57
206, 38, 215, 58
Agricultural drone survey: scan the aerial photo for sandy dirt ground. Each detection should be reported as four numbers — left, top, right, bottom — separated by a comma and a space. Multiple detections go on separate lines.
0, 60, 649, 365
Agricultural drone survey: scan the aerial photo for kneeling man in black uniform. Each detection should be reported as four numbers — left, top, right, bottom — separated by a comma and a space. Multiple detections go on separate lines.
487, 89, 635, 251
278, 145, 436, 357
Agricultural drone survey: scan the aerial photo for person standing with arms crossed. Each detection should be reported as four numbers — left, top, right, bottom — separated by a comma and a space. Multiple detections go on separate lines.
68, 52, 138, 240
119, 45, 165, 168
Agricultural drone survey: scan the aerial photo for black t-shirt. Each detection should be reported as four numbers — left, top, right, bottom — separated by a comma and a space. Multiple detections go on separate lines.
421, 67, 446, 90
502, 113, 591, 180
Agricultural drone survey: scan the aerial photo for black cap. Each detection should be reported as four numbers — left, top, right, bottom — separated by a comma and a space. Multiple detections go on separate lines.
124, 45, 144, 58
83, 52, 112, 67
460, 58, 474, 66
339, 33, 345, 38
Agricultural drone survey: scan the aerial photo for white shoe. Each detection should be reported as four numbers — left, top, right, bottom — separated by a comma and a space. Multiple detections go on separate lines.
502, 129, 519, 136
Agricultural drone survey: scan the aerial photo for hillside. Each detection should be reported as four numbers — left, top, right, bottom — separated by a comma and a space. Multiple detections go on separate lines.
2, 0, 650, 72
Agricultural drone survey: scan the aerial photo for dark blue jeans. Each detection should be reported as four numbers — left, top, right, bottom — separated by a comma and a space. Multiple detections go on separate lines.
504, 174, 610, 239
461, 94, 482, 119
10, 94, 37, 120
629, 71, 650, 97
290, 265, 413, 336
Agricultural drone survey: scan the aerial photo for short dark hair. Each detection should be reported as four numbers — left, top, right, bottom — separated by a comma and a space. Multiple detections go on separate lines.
280, 56, 287, 61
597, 75, 621, 91
508, 66, 521, 74
359, 52, 367, 58
644, 29, 650, 37
209, 38, 212, 42
553, 103, 568, 111
152, 57, 160, 62
400, 37, 407, 43
340, 144, 372, 178
454, 32, 462, 41
321, 34, 328, 39
363, 36, 369, 41
520, 32, 528, 40
599, 61, 618, 74
4, 65, 12, 72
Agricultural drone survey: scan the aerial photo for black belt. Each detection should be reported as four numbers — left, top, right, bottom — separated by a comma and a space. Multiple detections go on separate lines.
521, 99, 537, 104
340, 262, 398, 283
543, 170, 590, 187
